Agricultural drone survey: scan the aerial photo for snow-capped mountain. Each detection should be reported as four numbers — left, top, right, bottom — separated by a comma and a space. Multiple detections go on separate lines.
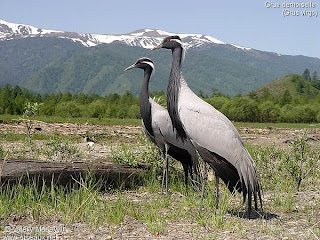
0, 19, 250, 50
3, 18, 319, 97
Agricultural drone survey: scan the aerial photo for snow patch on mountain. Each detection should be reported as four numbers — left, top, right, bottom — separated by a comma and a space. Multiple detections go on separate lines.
231, 44, 252, 50
0, 19, 252, 51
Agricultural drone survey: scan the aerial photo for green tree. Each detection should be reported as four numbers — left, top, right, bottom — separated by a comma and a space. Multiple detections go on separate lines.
198, 90, 205, 98
40, 99, 56, 116
259, 101, 280, 122
259, 89, 274, 102
211, 87, 222, 97
279, 89, 292, 106
221, 98, 260, 122
206, 96, 230, 111
248, 91, 258, 100
61, 92, 73, 102
312, 71, 319, 81
55, 101, 82, 117
280, 105, 316, 123
127, 105, 140, 119
87, 100, 105, 118
0, 84, 12, 114
302, 69, 311, 81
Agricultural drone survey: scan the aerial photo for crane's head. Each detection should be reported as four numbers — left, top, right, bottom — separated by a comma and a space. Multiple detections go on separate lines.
125, 57, 155, 72
152, 36, 183, 50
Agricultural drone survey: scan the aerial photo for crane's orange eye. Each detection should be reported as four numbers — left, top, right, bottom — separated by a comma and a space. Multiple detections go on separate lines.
166, 38, 170, 42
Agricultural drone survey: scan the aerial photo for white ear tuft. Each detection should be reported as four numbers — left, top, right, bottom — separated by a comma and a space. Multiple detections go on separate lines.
171, 39, 186, 62
142, 61, 155, 77
182, 44, 187, 62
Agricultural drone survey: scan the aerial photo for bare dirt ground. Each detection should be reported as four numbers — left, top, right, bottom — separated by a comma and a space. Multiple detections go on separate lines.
0, 121, 320, 153
238, 126, 320, 150
0, 121, 141, 162
1, 121, 320, 239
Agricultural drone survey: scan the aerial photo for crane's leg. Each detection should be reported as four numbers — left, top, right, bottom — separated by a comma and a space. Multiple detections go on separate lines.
215, 172, 219, 210
200, 161, 208, 209
161, 166, 165, 193
161, 154, 169, 193
165, 144, 169, 194
161, 150, 166, 193
182, 164, 189, 193
258, 188, 264, 212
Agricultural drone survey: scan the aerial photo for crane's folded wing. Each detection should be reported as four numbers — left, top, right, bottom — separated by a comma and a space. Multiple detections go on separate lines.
179, 99, 245, 167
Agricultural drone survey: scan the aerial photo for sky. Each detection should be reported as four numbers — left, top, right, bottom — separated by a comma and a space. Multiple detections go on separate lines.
1, 0, 320, 58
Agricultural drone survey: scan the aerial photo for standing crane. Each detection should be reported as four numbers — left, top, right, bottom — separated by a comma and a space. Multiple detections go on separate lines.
152, 36, 263, 216
125, 57, 200, 193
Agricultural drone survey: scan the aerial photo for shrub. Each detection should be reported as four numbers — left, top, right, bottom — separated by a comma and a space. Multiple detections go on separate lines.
221, 98, 260, 122
127, 105, 140, 119
87, 100, 105, 118
280, 105, 317, 123
281, 131, 318, 191
55, 101, 83, 118
206, 96, 230, 111
259, 101, 280, 122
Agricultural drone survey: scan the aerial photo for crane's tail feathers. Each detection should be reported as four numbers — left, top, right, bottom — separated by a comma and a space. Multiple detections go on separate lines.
238, 149, 263, 214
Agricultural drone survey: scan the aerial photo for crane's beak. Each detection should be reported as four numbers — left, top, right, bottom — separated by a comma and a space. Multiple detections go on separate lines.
151, 43, 162, 50
124, 64, 136, 71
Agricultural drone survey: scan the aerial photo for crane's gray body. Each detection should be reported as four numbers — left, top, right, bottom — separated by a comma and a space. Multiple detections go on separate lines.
125, 57, 200, 188
178, 75, 259, 196
155, 37, 262, 213
144, 97, 198, 166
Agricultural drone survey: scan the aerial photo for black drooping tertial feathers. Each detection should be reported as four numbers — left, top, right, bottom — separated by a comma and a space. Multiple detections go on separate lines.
195, 144, 242, 193
196, 136, 262, 215
196, 142, 263, 213
167, 142, 198, 185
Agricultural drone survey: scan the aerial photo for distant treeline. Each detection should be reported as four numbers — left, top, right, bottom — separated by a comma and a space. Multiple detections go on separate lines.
207, 91, 320, 123
0, 81, 319, 123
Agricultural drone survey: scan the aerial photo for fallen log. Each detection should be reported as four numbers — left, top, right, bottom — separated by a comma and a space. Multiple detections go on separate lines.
0, 159, 147, 189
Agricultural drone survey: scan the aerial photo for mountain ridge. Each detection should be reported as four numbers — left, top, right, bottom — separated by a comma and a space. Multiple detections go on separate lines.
0, 19, 266, 53
0, 19, 319, 96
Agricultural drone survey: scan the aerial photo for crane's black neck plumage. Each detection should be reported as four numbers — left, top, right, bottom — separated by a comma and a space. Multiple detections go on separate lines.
167, 46, 187, 140
140, 68, 154, 137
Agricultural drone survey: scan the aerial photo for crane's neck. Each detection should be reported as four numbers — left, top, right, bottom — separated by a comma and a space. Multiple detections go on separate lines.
169, 47, 183, 84
140, 69, 154, 137
167, 47, 187, 140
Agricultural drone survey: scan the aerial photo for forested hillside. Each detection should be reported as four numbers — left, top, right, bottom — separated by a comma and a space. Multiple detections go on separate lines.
1, 74, 319, 123
1, 37, 320, 96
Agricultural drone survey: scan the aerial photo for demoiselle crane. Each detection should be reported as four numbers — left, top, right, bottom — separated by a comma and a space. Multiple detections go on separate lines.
125, 57, 200, 192
152, 36, 263, 216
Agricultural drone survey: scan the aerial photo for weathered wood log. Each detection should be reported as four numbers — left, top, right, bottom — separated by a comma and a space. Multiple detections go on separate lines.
0, 159, 147, 189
